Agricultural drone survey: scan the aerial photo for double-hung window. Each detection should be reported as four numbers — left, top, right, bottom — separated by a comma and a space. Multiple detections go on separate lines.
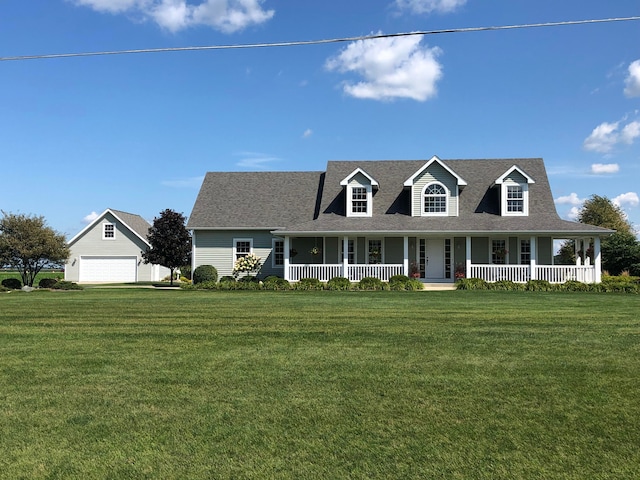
507, 185, 524, 213
234, 239, 252, 260
272, 239, 284, 268
351, 187, 368, 214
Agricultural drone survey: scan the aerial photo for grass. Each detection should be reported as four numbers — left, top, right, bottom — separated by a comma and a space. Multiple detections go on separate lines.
0, 270, 63, 286
1, 289, 639, 479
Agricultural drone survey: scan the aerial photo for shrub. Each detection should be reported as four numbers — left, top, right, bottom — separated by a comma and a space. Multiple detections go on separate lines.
51, 281, 83, 290
357, 277, 385, 291
1, 278, 22, 290
389, 274, 410, 284
262, 276, 291, 291
562, 280, 593, 292
193, 265, 218, 285
238, 275, 259, 283
526, 280, 553, 292
600, 275, 639, 293
489, 280, 524, 291
405, 279, 425, 291
180, 276, 191, 284
456, 278, 488, 290
180, 264, 191, 280
294, 278, 324, 291
326, 276, 352, 291
193, 280, 218, 290
38, 278, 59, 289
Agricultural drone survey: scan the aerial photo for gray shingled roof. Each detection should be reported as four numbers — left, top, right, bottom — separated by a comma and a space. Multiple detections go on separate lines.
187, 171, 323, 229
188, 159, 613, 236
111, 209, 152, 241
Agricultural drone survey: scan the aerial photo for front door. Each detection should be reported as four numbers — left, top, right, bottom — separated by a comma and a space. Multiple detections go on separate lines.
418, 238, 450, 280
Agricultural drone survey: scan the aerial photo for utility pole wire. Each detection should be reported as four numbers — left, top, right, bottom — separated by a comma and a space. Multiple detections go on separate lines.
1, 16, 639, 62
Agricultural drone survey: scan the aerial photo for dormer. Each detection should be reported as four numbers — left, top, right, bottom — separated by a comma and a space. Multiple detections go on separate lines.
495, 166, 535, 216
340, 168, 378, 217
403, 156, 467, 217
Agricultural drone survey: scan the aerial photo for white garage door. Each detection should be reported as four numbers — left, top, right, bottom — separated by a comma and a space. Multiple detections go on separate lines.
79, 256, 137, 282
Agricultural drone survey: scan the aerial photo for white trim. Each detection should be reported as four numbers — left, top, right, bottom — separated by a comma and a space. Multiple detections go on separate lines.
102, 222, 116, 240
232, 238, 253, 264
67, 208, 151, 247
403, 155, 467, 187
421, 181, 449, 217
494, 165, 535, 185
346, 184, 373, 218
340, 167, 379, 187
500, 182, 529, 216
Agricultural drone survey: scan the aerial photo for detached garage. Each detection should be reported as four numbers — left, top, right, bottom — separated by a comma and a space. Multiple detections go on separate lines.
65, 209, 170, 283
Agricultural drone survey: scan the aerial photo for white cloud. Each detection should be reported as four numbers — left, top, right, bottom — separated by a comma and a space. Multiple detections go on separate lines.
583, 119, 640, 153
235, 151, 280, 169
554, 193, 584, 206
70, 0, 274, 33
567, 206, 580, 221
302, 129, 313, 138
325, 34, 443, 102
394, 0, 466, 14
590, 163, 619, 174
82, 211, 100, 224
613, 192, 640, 208
624, 59, 640, 97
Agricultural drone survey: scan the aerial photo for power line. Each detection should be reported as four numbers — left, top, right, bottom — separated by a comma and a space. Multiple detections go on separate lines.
1, 16, 639, 62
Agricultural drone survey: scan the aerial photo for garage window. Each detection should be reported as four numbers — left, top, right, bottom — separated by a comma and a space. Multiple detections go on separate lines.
103, 223, 116, 240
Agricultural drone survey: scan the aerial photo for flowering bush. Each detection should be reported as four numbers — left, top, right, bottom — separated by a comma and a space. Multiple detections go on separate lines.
233, 253, 262, 278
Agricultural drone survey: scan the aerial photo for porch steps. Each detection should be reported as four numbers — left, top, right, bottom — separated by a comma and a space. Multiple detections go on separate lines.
421, 282, 457, 291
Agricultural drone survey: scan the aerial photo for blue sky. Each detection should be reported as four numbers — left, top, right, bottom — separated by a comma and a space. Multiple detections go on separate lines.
1, 0, 639, 238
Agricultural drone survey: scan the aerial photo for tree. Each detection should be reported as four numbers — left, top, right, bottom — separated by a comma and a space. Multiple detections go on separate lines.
0, 212, 70, 287
142, 209, 191, 285
578, 195, 633, 234
570, 195, 640, 275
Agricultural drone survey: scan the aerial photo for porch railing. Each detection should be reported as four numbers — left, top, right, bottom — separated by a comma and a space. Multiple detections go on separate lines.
469, 264, 596, 284
346, 264, 404, 282
288, 264, 404, 282
469, 265, 530, 283
536, 265, 595, 284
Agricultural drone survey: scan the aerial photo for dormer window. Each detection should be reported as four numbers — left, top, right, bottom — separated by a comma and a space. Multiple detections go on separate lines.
351, 187, 368, 214
341, 168, 378, 218
423, 183, 448, 215
404, 156, 466, 218
506, 185, 524, 213
495, 166, 535, 217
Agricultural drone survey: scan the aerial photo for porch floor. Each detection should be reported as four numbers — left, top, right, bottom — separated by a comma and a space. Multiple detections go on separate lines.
421, 282, 457, 291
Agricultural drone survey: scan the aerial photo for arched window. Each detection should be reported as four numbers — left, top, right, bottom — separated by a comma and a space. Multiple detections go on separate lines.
423, 183, 447, 214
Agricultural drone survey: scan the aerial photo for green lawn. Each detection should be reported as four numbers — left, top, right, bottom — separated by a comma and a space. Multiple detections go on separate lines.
1, 289, 639, 479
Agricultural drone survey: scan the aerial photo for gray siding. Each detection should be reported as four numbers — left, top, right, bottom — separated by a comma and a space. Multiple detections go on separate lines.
537, 237, 552, 265
411, 163, 459, 217
193, 229, 283, 278
384, 237, 404, 264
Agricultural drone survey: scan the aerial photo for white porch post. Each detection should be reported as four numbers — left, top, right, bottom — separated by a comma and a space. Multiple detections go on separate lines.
593, 236, 602, 283
284, 236, 290, 281
403, 236, 409, 276
465, 236, 471, 277
342, 236, 349, 279
530, 236, 537, 280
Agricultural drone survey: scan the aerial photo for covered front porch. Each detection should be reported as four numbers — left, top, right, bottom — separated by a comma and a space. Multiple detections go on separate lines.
281, 235, 602, 284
